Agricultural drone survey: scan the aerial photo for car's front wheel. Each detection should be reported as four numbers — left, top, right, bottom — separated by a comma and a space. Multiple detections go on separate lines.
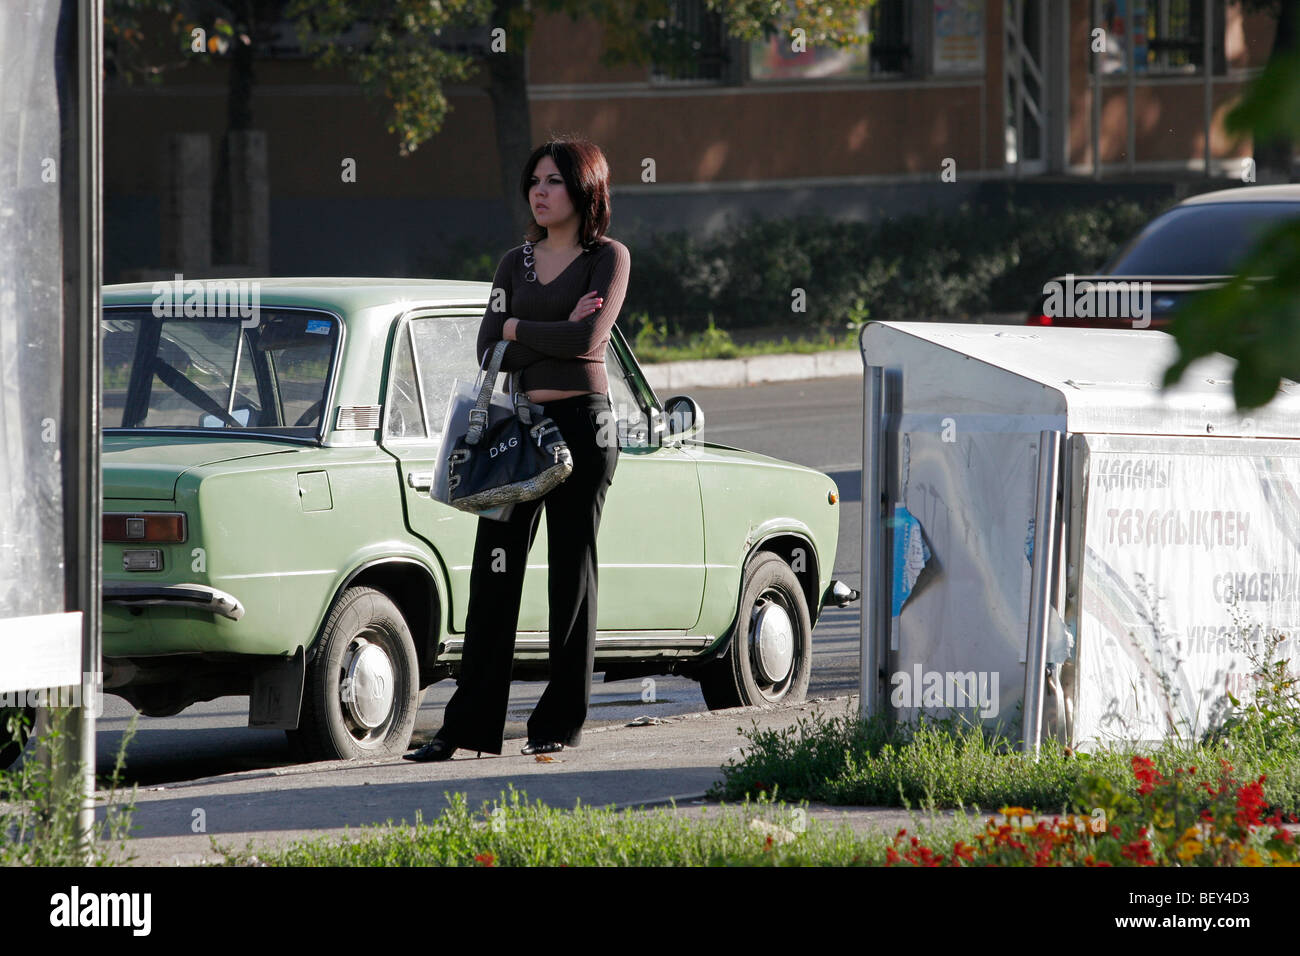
290, 586, 420, 761
699, 552, 812, 710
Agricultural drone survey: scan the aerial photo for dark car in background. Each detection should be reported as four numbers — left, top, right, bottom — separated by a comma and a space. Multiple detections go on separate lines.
1031, 184, 1300, 330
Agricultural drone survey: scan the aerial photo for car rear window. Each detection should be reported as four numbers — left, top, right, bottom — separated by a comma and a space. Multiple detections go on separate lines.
103, 309, 339, 438
1106, 201, 1300, 276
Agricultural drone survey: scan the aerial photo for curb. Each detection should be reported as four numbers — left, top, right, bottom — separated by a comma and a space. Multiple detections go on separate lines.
640, 349, 862, 392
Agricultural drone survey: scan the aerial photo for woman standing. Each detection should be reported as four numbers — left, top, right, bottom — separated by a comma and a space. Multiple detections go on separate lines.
406, 138, 630, 760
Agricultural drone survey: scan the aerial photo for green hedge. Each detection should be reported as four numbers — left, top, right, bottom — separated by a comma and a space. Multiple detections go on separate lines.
430, 197, 1167, 335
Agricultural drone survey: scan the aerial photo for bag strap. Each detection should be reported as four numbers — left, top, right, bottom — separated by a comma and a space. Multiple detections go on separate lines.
466, 339, 509, 445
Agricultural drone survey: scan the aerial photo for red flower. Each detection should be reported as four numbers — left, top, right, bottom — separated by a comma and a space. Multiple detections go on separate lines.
1132, 755, 1167, 796
474, 852, 495, 867
1234, 776, 1268, 829
1121, 838, 1156, 866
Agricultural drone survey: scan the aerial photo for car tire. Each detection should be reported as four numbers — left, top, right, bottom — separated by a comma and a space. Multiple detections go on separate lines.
0, 706, 36, 771
290, 587, 420, 761
699, 552, 812, 710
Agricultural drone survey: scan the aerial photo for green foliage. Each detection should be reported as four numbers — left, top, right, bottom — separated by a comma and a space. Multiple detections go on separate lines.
623, 313, 854, 362
427, 199, 1160, 354
1165, 216, 1300, 408
627, 199, 1161, 334
287, 0, 489, 157
1206, 630, 1300, 757
0, 709, 139, 866
591, 0, 874, 73
711, 695, 1300, 816
221, 785, 894, 866
712, 706, 1094, 813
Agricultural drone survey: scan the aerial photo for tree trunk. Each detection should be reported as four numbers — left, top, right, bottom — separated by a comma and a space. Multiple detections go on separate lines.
484, 0, 535, 242
213, 0, 258, 265
1253, 1, 1297, 183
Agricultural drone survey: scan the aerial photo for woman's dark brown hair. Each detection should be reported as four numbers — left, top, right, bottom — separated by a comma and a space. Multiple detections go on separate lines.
520, 137, 611, 251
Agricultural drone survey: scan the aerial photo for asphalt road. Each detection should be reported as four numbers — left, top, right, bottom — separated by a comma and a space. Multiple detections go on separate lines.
96, 376, 865, 786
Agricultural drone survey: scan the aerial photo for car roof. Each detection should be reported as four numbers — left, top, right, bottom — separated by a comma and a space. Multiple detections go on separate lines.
1176, 184, 1300, 206
102, 277, 492, 316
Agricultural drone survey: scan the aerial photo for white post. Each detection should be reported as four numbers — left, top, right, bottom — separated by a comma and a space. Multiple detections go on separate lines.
860, 365, 885, 720
1022, 430, 1063, 756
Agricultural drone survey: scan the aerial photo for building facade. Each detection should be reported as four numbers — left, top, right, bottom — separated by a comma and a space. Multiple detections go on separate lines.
104, 1, 1283, 280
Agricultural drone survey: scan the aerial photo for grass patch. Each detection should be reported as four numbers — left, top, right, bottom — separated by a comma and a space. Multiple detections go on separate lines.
218, 786, 905, 866
627, 315, 858, 363
0, 708, 138, 866
709, 700, 1300, 817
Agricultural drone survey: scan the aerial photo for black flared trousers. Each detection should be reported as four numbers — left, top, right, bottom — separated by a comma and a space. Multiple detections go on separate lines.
438, 392, 618, 754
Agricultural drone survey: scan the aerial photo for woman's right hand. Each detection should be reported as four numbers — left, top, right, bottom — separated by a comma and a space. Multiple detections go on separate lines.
568, 291, 604, 322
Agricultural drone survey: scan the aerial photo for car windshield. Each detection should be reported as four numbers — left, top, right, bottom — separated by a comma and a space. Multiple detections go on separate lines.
1105, 201, 1300, 275
103, 309, 339, 438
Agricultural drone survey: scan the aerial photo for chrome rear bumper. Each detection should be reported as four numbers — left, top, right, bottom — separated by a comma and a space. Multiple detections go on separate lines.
103, 583, 245, 621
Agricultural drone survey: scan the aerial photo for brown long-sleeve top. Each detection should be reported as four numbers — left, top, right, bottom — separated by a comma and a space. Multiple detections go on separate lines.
475, 236, 631, 394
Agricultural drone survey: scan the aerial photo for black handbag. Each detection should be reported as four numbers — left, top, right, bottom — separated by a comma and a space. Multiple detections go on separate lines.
446, 340, 573, 514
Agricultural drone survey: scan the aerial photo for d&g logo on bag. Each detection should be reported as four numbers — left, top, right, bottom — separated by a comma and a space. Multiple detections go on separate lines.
489, 436, 519, 458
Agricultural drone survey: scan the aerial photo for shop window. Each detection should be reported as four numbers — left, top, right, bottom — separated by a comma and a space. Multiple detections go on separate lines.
1096, 0, 1224, 75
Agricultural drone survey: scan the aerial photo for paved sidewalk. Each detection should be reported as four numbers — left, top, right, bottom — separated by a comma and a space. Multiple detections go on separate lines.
103, 695, 958, 866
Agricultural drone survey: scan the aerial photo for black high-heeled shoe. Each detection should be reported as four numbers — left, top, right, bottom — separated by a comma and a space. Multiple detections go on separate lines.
403, 735, 458, 762
521, 740, 565, 755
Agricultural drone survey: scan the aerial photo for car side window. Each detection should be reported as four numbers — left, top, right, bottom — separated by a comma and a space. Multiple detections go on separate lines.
385, 325, 426, 440
410, 315, 481, 437
604, 341, 651, 448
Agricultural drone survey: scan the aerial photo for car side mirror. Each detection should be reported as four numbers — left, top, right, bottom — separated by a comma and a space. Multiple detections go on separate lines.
661, 395, 704, 442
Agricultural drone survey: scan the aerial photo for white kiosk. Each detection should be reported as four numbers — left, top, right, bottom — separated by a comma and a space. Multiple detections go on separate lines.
859, 322, 1300, 750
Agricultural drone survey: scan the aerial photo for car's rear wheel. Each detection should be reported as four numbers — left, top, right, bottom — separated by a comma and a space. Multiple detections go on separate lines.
699, 552, 812, 710
290, 587, 420, 761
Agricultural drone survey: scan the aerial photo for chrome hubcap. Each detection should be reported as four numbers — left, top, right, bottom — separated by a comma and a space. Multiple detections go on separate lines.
342, 637, 396, 730
750, 598, 794, 685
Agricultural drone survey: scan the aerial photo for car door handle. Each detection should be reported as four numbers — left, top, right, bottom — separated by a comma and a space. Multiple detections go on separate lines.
407, 471, 433, 491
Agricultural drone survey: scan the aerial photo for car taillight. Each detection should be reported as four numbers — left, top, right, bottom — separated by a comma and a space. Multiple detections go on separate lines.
103, 512, 187, 543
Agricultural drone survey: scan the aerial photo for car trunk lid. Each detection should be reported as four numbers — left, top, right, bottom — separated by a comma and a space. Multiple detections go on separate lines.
104, 436, 301, 500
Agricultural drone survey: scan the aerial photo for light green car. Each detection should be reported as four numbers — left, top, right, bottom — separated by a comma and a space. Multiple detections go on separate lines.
98, 278, 855, 761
